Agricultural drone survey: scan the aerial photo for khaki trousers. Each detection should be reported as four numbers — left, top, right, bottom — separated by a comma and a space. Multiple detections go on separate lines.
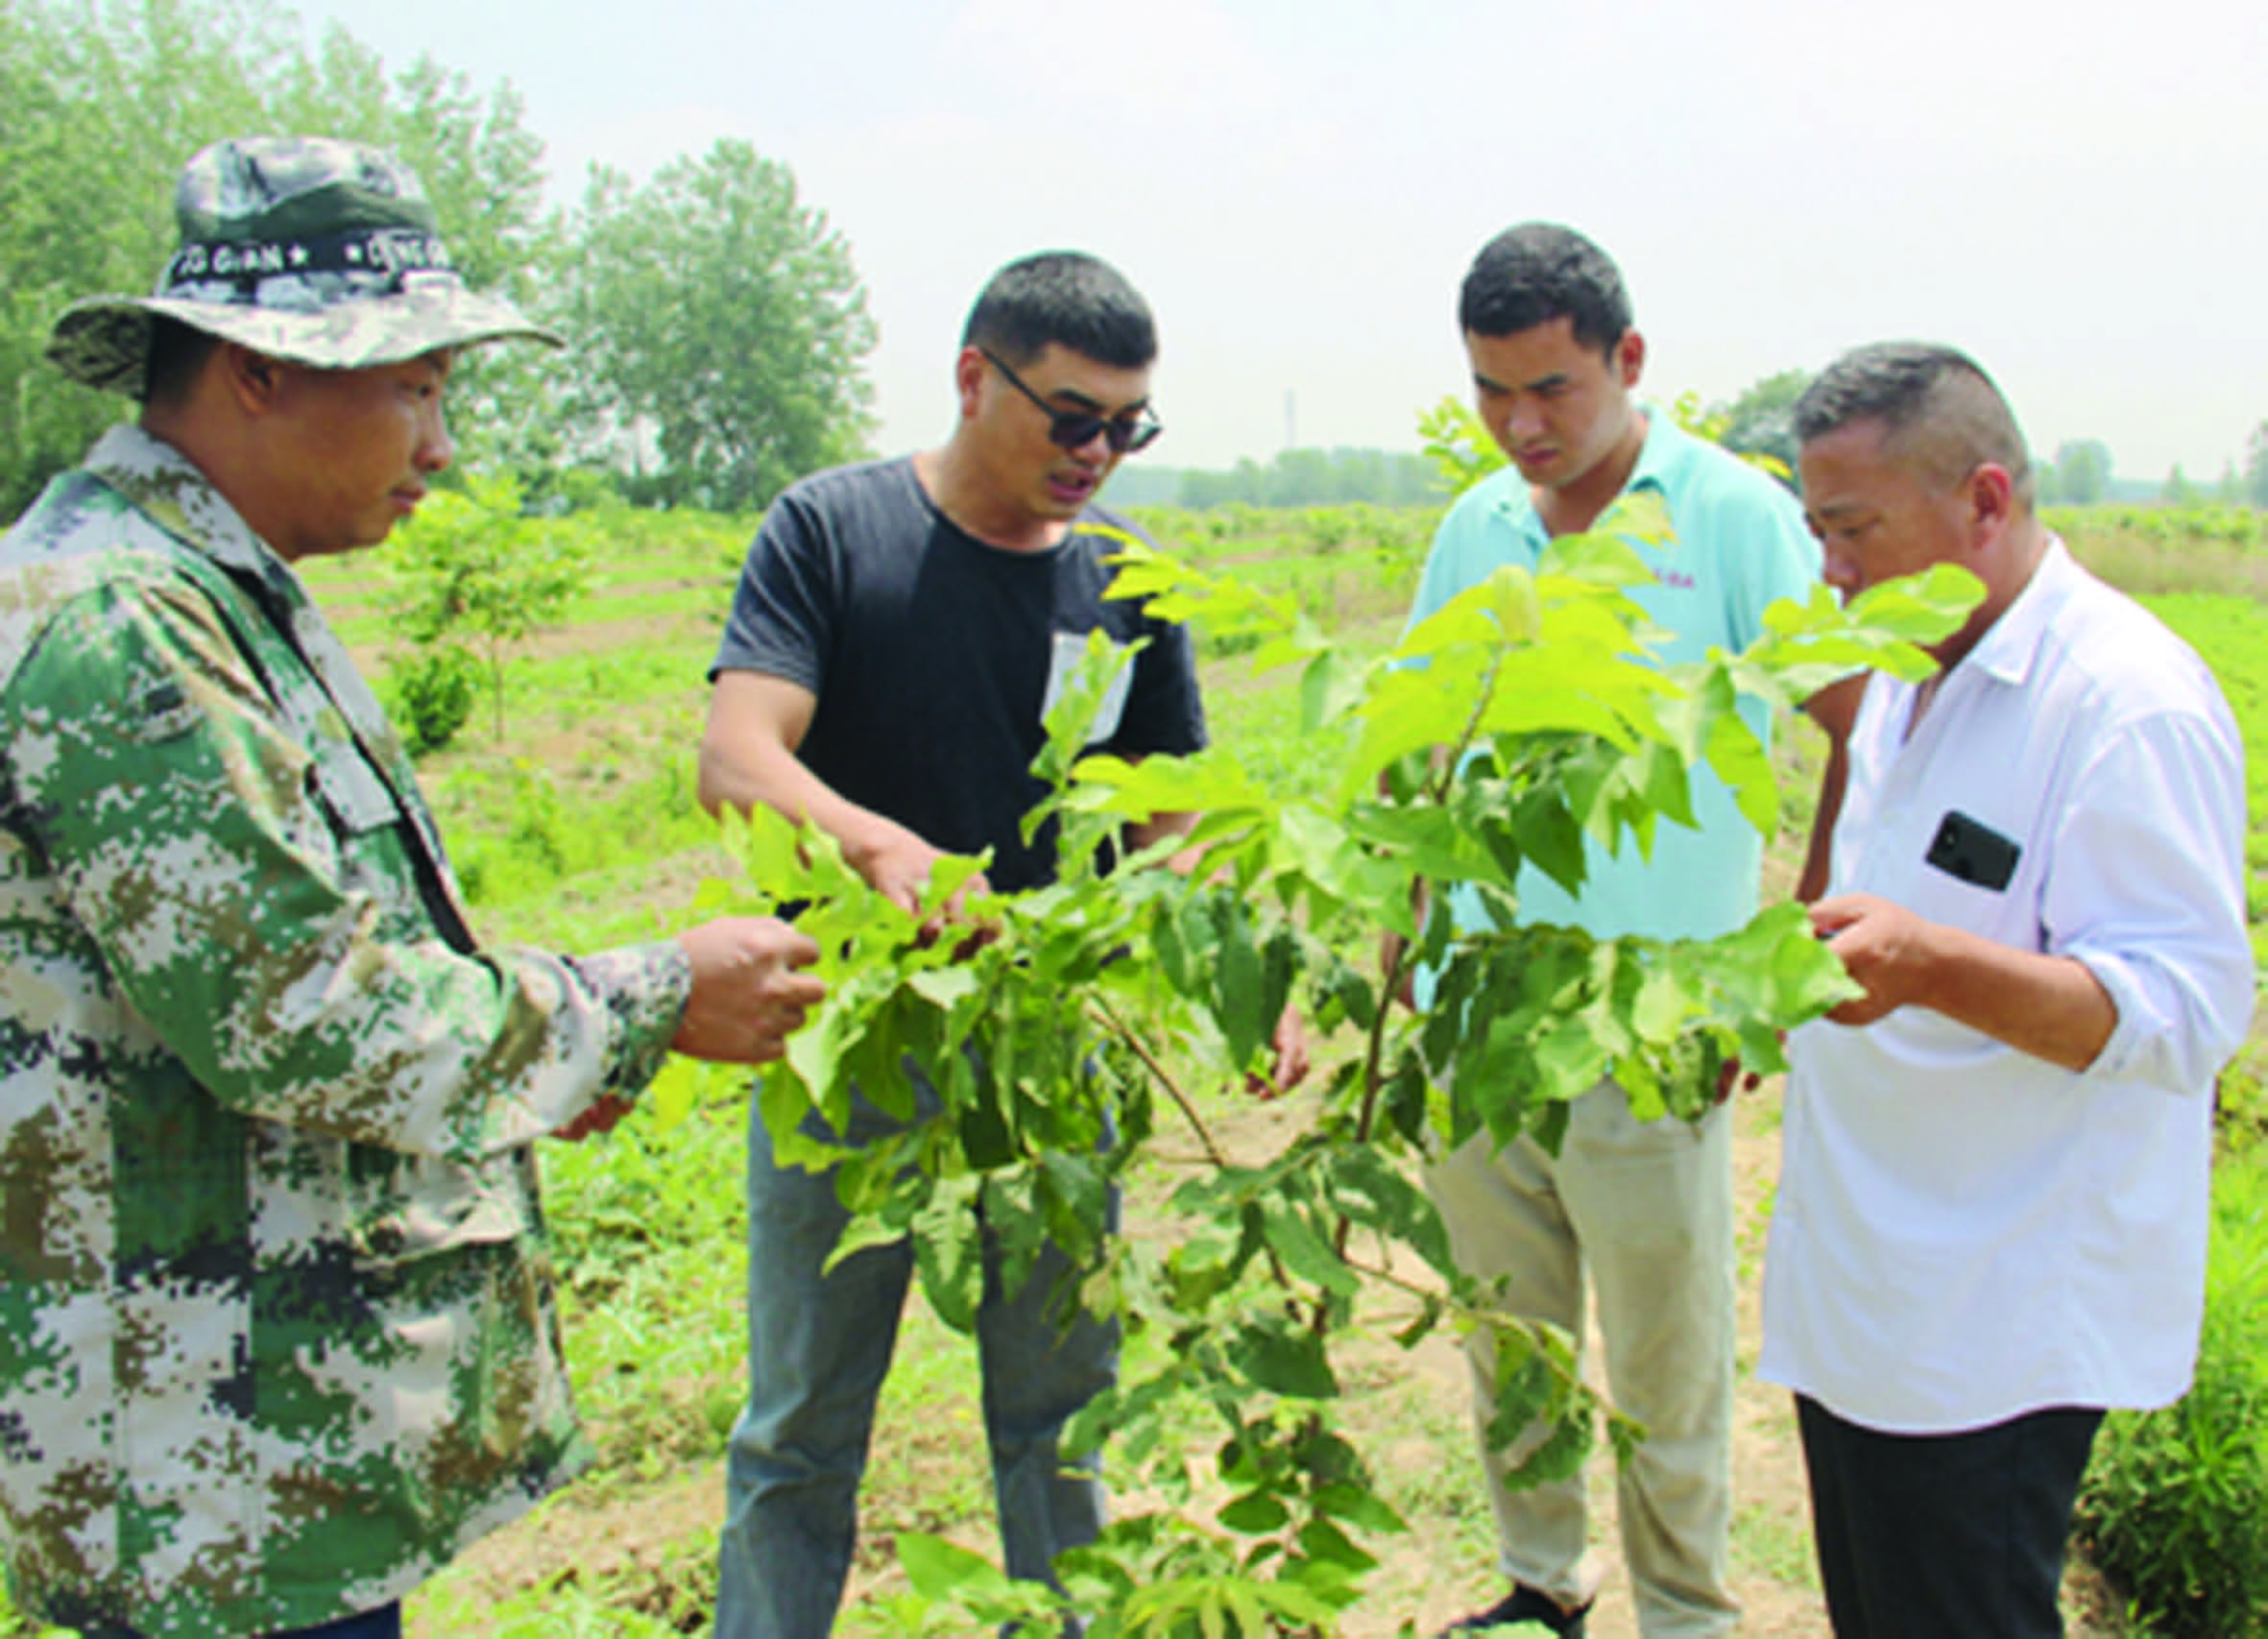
1424, 1081, 1740, 1638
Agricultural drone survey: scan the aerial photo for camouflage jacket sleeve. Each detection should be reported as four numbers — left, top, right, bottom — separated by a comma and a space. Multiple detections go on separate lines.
2, 561, 690, 1162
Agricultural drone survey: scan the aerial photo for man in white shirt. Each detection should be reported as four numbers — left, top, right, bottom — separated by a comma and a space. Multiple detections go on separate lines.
1759, 342, 2255, 1637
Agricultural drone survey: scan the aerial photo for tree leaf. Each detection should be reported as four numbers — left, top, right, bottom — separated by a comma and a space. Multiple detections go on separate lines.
823, 1212, 909, 1276
644, 1054, 705, 1131
1217, 1489, 1291, 1534
1322, 1147, 1455, 1280
1260, 1204, 1360, 1296
897, 1531, 1012, 1600
1210, 893, 1267, 1070
1295, 1514, 1379, 1573
1228, 1314, 1339, 1400
911, 1177, 984, 1333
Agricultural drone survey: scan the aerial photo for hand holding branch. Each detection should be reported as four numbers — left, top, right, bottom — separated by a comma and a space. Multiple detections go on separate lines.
670, 916, 828, 1063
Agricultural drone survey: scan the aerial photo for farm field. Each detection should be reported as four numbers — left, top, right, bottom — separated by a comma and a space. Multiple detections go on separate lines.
5, 497, 2262, 1638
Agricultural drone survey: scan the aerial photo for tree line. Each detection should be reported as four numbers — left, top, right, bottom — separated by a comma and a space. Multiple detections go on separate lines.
1703, 370, 2268, 509
1141, 378, 2268, 515
0, 0, 877, 518
1105, 446, 1447, 510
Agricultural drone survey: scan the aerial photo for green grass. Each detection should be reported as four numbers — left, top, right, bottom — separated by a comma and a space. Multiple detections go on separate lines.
554, 582, 735, 627
543, 1099, 754, 1472
1731, 1500, 1819, 1589
415, 1536, 719, 1637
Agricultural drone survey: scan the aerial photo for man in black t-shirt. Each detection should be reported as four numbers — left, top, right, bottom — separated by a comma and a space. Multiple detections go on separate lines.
703, 440, 1203, 897
700, 252, 1290, 1639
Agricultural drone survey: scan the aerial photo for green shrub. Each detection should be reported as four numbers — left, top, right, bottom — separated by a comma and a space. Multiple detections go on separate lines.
1194, 620, 1264, 661
2076, 1145, 2268, 1637
381, 474, 590, 742
388, 641, 481, 755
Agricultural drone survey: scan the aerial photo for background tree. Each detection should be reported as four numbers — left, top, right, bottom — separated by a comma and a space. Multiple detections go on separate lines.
0, 0, 563, 515
349, 54, 564, 481
0, 0, 275, 514
1132, 447, 1445, 509
1707, 367, 1810, 487
2245, 422, 2268, 508
2163, 465, 2198, 506
563, 139, 878, 512
381, 472, 588, 748
2051, 438, 2114, 506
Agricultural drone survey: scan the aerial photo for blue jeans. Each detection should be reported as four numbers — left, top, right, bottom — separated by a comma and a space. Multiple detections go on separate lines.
715, 1087, 1118, 1639
89, 1603, 401, 1638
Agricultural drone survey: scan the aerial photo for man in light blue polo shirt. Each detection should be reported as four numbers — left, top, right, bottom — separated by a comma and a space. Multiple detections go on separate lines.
1413, 224, 1858, 1639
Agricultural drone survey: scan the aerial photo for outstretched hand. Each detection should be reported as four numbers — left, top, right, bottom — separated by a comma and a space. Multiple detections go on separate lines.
848, 819, 998, 955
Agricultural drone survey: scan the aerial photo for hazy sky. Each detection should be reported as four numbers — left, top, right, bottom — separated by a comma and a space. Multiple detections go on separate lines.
300, 0, 2268, 483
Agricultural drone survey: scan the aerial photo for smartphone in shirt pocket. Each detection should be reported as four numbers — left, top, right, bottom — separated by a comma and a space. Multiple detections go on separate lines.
1924, 809, 2021, 892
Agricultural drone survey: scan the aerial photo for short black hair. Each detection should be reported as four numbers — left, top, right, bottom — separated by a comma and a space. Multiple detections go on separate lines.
1793, 342, 2035, 507
963, 251, 1156, 370
1459, 223, 1632, 354
141, 316, 218, 406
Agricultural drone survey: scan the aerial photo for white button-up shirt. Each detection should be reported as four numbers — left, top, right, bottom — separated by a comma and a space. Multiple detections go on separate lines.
1759, 540, 2254, 1434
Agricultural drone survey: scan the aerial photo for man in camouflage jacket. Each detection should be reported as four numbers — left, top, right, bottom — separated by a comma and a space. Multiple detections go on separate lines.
0, 136, 825, 1639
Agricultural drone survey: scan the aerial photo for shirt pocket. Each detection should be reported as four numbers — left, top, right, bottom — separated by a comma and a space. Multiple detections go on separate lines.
1040, 628, 1134, 746
1900, 823, 2039, 949
302, 745, 422, 910
346, 1150, 535, 1270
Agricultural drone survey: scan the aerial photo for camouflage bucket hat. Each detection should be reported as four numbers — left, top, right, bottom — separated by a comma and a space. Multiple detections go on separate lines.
47, 134, 563, 397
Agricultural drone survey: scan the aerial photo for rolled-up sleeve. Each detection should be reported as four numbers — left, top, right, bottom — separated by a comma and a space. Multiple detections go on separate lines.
2050, 705, 2255, 1094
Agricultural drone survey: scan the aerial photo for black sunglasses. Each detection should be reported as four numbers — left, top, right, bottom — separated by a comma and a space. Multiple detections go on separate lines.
979, 348, 1163, 455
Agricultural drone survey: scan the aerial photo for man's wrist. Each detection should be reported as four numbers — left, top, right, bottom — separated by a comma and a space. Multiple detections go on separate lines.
1906, 918, 1960, 1018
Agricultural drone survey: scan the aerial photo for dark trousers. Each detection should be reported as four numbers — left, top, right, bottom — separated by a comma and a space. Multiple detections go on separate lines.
1796, 1396, 2103, 1639
92, 1603, 401, 1639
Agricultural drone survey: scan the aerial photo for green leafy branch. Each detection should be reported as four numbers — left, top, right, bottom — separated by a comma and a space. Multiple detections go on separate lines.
653, 520, 1979, 1635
